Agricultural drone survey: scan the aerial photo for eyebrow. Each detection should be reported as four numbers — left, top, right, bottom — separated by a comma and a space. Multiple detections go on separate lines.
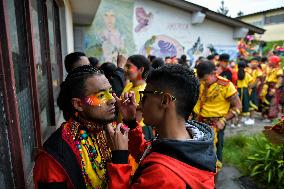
97, 87, 112, 93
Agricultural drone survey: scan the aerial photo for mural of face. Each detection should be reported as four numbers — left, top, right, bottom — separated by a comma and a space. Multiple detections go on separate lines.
104, 11, 116, 30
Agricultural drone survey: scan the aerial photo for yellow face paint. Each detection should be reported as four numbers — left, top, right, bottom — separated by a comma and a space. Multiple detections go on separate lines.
84, 89, 114, 106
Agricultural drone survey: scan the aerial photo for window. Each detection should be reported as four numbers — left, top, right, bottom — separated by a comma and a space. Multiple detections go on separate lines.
31, 0, 52, 137
46, 0, 63, 123
7, 0, 36, 176
264, 14, 284, 25
0, 70, 14, 189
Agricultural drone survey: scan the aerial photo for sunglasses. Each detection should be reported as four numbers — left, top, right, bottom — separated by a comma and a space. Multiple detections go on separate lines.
139, 90, 176, 104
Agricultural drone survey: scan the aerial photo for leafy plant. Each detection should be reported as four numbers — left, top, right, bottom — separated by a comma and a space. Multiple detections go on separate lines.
246, 136, 284, 186
223, 134, 284, 188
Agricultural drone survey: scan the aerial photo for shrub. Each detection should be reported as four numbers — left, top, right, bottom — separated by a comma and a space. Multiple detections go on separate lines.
246, 136, 284, 186
223, 134, 284, 188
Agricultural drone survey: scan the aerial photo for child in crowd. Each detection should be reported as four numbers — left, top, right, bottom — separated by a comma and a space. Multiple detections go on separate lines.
237, 61, 253, 126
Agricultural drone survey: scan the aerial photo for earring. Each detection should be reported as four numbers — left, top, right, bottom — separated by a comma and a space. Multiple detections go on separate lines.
75, 112, 79, 117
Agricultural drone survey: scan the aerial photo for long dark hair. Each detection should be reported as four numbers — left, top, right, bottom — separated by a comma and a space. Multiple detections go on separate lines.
237, 61, 247, 80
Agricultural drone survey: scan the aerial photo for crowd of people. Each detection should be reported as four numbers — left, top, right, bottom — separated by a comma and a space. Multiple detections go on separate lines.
32, 50, 283, 189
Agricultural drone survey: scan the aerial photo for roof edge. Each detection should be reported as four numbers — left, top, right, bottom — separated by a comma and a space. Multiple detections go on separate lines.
152, 0, 265, 34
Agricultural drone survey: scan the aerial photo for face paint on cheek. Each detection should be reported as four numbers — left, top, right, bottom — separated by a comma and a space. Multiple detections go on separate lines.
84, 96, 105, 107
129, 67, 138, 74
84, 90, 114, 107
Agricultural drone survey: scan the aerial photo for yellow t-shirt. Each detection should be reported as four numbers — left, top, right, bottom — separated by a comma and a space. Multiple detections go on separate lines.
266, 67, 283, 83
194, 76, 237, 118
121, 82, 146, 105
261, 64, 268, 75
250, 68, 262, 85
237, 73, 252, 88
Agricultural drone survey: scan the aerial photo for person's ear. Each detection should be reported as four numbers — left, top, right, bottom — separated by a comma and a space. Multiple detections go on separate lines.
139, 67, 144, 73
160, 93, 172, 109
71, 98, 84, 112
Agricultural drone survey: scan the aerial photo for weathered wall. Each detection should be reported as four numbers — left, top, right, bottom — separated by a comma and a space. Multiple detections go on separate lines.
75, 0, 239, 65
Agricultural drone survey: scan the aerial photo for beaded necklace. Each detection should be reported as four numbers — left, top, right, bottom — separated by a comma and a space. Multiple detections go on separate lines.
68, 118, 112, 189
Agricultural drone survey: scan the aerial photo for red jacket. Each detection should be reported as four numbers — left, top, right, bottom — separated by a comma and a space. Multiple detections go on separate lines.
108, 120, 216, 189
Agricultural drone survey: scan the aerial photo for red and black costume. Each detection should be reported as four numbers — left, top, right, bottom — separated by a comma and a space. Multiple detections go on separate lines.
108, 120, 216, 189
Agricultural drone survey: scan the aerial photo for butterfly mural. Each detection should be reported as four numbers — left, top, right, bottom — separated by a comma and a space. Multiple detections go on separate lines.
135, 7, 153, 32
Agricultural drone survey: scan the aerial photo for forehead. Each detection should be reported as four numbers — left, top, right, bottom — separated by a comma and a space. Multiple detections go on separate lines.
84, 75, 111, 95
126, 60, 135, 67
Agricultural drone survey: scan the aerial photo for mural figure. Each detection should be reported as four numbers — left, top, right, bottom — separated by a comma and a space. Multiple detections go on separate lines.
141, 35, 184, 58
135, 7, 153, 32
190, 37, 204, 55
101, 10, 124, 62
83, 0, 135, 63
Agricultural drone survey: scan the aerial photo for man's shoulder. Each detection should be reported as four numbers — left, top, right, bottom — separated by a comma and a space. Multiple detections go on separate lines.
216, 76, 230, 86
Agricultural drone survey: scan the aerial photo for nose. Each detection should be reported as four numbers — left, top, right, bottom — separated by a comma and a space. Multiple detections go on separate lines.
107, 93, 116, 105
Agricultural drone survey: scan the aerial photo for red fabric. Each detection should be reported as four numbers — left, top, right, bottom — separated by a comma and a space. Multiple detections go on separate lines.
231, 69, 238, 88
33, 151, 74, 189
107, 153, 215, 189
128, 125, 150, 162
108, 126, 215, 189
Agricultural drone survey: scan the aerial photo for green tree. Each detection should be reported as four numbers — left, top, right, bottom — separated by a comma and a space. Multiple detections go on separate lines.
237, 11, 244, 17
217, 0, 229, 16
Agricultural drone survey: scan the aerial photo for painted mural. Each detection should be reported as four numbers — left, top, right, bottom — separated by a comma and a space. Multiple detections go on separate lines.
140, 35, 184, 58
135, 7, 153, 32
83, 0, 135, 64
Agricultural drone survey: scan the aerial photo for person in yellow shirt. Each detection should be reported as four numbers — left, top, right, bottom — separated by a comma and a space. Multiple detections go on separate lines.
237, 62, 253, 125
246, 58, 263, 125
260, 55, 283, 120
121, 54, 153, 140
193, 61, 242, 171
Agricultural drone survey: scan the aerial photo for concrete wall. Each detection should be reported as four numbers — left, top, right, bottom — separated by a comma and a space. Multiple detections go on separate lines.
240, 9, 284, 41
134, 0, 238, 65
64, 0, 74, 54
74, 0, 239, 65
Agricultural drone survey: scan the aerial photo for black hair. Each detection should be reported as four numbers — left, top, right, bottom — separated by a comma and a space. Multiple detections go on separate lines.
99, 62, 117, 79
207, 54, 215, 61
89, 57, 99, 67
148, 55, 156, 62
219, 53, 230, 62
165, 56, 171, 60
250, 56, 261, 62
237, 61, 246, 80
127, 54, 150, 79
146, 64, 200, 120
151, 58, 165, 69
196, 60, 216, 78
181, 55, 187, 62
64, 52, 86, 73
180, 55, 188, 66
261, 57, 267, 63
57, 65, 103, 120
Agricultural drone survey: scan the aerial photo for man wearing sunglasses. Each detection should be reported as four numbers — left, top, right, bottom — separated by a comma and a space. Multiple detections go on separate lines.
107, 64, 217, 188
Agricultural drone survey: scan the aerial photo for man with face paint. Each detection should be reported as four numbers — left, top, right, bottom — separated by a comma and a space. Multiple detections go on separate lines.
193, 61, 242, 173
33, 65, 136, 189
